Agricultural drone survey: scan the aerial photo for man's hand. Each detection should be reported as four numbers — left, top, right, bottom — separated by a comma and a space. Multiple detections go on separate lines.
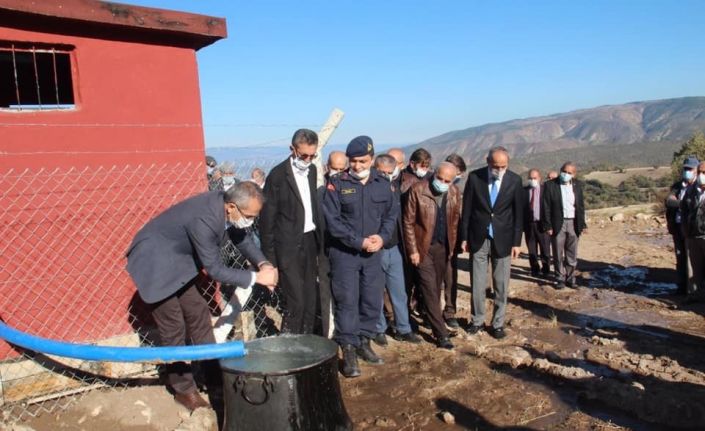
259, 261, 274, 270
410, 253, 421, 266
361, 238, 373, 252
546, 229, 553, 236
366, 235, 384, 253
461, 241, 468, 252
255, 266, 278, 289
511, 247, 521, 259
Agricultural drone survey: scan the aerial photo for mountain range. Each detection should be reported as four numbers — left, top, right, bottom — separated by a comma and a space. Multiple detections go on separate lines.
408, 96, 705, 173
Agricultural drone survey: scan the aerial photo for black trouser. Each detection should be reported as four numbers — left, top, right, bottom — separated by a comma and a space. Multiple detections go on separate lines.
672, 227, 688, 293
317, 247, 334, 337
526, 221, 551, 273
415, 243, 449, 339
151, 282, 220, 395
280, 231, 318, 334
442, 253, 458, 319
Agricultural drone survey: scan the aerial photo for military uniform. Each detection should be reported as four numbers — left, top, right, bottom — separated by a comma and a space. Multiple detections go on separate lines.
322, 168, 399, 347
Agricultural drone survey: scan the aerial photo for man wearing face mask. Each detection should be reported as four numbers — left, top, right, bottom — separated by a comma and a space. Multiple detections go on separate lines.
461, 146, 524, 339
541, 161, 587, 290
371, 154, 421, 346
442, 153, 467, 330
524, 169, 551, 278
404, 162, 461, 349
259, 129, 323, 334
323, 136, 399, 377
126, 182, 277, 411
666, 156, 699, 295
680, 161, 705, 301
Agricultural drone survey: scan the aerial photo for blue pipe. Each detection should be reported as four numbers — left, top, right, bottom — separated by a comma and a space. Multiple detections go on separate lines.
0, 321, 246, 362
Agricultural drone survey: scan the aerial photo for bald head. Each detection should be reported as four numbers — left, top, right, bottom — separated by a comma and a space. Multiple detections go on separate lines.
327, 151, 346, 173
388, 148, 405, 166
435, 161, 457, 183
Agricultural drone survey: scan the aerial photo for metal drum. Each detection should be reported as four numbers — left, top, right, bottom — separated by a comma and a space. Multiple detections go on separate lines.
220, 334, 352, 431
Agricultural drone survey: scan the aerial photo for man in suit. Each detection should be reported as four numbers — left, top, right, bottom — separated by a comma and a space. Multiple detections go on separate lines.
680, 161, 705, 301
443, 153, 467, 330
665, 156, 699, 295
541, 161, 587, 289
404, 162, 461, 349
126, 182, 277, 411
524, 168, 551, 278
460, 146, 524, 340
259, 129, 323, 334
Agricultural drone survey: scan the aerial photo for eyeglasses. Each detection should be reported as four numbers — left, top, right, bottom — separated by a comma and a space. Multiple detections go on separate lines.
293, 148, 318, 161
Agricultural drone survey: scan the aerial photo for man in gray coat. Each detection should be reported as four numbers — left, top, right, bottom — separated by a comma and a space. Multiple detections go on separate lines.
126, 182, 277, 411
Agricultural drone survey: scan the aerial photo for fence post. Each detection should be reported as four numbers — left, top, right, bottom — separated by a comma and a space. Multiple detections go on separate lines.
314, 108, 345, 188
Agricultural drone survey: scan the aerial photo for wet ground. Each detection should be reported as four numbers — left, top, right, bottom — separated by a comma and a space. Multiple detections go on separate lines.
10, 207, 705, 430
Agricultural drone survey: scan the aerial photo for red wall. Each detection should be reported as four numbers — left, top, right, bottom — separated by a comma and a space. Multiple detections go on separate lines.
0, 27, 210, 358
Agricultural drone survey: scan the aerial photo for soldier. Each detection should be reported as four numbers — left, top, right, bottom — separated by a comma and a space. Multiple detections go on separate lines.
322, 136, 399, 378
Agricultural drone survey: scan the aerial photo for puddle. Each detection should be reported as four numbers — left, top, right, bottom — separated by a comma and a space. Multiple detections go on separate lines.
588, 265, 676, 297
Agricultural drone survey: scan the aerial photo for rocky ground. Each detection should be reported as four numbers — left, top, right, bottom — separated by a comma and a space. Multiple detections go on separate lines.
6, 204, 705, 430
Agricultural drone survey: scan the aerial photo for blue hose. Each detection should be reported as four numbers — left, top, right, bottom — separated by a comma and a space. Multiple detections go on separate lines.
0, 321, 246, 362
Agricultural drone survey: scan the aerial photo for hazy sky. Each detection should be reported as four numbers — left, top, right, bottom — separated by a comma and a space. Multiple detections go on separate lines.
129, 0, 705, 149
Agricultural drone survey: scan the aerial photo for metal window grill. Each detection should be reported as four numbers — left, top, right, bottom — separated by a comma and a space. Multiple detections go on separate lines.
0, 163, 282, 423
0, 42, 75, 110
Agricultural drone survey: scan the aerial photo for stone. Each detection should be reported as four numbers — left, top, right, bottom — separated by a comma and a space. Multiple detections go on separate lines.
611, 213, 625, 222
441, 411, 456, 424
374, 416, 397, 428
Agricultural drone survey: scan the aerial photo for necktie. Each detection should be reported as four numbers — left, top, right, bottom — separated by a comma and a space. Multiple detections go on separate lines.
489, 178, 498, 238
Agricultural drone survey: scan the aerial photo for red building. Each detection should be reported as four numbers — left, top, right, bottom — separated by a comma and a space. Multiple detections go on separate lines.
0, 0, 226, 365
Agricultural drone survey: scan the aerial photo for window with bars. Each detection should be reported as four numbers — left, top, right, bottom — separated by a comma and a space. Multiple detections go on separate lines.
0, 43, 75, 110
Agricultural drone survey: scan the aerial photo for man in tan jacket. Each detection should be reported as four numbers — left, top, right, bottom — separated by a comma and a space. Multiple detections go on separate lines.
403, 162, 461, 349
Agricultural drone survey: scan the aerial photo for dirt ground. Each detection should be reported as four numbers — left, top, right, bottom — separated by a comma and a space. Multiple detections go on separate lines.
10, 205, 705, 430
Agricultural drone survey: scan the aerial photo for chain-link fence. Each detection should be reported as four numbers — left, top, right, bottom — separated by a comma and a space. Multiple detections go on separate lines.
0, 163, 282, 423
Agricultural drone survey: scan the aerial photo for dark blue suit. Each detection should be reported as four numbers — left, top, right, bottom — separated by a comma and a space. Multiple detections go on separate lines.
322, 169, 399, 346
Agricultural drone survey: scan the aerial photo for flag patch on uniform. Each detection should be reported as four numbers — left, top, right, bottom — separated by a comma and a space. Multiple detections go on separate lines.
341, 188, 356, 195
327, 183, 336, 191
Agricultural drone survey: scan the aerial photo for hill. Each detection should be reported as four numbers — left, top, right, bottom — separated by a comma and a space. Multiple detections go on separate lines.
409, 97, 705, 172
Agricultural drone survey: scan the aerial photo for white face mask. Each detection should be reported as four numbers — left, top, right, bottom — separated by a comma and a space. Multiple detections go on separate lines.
222, 176, 236, 189
328, 168, 341, 176
293, 157, 311, 172
491, 168, 506, 180
391, 166, 401, 180
207, 166, 215, 176
350, 169, 370, 180
233, 217, 254, 229
415, 168, 428, 178
528, 179, 539, 188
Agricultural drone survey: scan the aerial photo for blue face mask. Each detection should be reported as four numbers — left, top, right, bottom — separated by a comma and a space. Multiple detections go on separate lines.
432, 177, 449, 193
559, 172, 572, 184
683, 170, 695, 181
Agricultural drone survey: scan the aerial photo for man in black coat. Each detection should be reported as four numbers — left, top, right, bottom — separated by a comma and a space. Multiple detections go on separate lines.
665, 156, 699, 295
460, 146, 524, 339
524, 168, 552, 277
126, 182, 277, 411
259, 129, 323, 334
541, 161, 587, 289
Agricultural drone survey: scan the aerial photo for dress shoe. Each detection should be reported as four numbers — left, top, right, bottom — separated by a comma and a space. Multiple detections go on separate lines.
341, 344, 361, 378
490, 327, 506, 339
444, 317, 460, 329
555, 282, 565, 290
372, 333, 388, 346
542, 267, 551, 277
465, 324, 483, 335
531, 269, 540, 278
174, 390, 210, 411
356, 337, 384, 364
436, 337, 454, 350
393, 331, 422, 343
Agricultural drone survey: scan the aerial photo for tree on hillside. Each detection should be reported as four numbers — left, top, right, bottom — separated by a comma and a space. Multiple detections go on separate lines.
671, 131, 705, 181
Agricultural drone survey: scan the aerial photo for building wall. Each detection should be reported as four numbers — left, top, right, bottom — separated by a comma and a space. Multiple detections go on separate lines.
0, 26, 210, 358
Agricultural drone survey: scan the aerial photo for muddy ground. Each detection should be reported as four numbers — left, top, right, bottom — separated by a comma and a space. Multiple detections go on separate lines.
10, 205, 705, 430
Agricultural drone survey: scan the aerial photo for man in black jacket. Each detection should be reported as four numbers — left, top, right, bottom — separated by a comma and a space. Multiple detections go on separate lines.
259, 129, 323, 334
680, 161, 705, 301
524, 168, 551, 278
665, 156, 699, 295
541, 162, 587, 289
460, 146, 524, 339
126, 182, 277, 411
